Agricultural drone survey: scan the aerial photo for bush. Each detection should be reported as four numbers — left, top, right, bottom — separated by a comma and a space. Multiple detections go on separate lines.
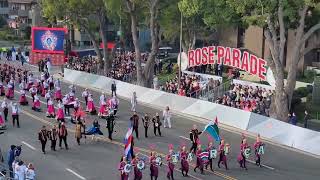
306, 93, 313, 103
304, 70, 316, 82
294, 87, 309, 98
291, 96, 302, 109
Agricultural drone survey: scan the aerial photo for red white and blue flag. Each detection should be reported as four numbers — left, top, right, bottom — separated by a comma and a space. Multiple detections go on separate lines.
124, 126, 133, 160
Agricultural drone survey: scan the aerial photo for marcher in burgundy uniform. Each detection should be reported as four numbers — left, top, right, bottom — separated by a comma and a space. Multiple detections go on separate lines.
38, 125, 48, 154
118, 156, 129, 180
180, 146, 189, 177
206, 142, 215, 172
218, 139, 228, 170
58, 122, 69, 150
132, 156, 143, 180
131, 112, 139, 139
142, 113, 150, 138
48, 125, 58, 151
149, 151, 159, 180
194, 144, 204, 174
166, 148, 175, 180
189, 125, 202, 153
238, 138, 249, 170
152, 113, 162, 136
254, 135, 263, 167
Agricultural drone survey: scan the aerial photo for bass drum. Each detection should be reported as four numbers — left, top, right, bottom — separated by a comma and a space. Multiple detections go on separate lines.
124, 164, 132, 173
137, 160, 145, 170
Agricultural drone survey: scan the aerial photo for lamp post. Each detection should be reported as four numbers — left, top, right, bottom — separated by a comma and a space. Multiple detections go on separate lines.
178, 10, 183, 89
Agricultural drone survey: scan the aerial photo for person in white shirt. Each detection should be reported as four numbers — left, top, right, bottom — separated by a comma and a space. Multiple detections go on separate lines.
14, 160, 27, 180
25, 163, 35, 180
82, 89, 89, 106
163, 106, 172, 128
1, 98, 8, 122
131, 92, 137, 112
11, 103, 20, 128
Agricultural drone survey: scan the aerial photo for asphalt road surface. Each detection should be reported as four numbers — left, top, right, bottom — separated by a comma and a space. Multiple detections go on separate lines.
0, 63, 319, 180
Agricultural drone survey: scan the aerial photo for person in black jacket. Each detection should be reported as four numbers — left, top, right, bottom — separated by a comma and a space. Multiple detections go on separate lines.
189, 125, 202, 154
38, 125, 48, 154
111, 81, 117, 97
142, 113, 150, 138
152, 113, 162, 136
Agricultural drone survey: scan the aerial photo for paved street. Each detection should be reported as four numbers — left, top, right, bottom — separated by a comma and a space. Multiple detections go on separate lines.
0, 64, 320, 180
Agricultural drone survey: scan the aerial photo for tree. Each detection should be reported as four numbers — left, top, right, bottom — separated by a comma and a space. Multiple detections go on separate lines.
227, 0, 320, 121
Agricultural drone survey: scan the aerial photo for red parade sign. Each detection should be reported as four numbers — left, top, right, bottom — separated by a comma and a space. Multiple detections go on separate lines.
188, 46, 267, 80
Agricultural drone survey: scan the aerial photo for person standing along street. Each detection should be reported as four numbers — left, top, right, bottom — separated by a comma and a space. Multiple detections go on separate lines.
189, 125, 202, 154
82, 88, 89, 106
1, 98, 8, 122
46, 58, 52, 75
75, 120, 83, 145
304, 110, 311, 128
59, 122, 69, 150
152, 113, 162, 136
142, 113, 150, 138
25, 163, 36, 180
11, 103, 20, 128
290, 112, 297, 125
38, 125, 48, 154
7, 145, 16, 178
48, 125, 58, 151
131, 92, 137, 112
163, 106, 172, 128
130, 112, 139, 139
111, 81, 117, 97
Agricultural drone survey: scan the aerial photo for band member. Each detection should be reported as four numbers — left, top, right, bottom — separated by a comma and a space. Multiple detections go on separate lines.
46, 98, 55, 118
27, 73, 34, 89
106, 113, 114, 140
130, 112, 139, 139
150, 152, 159, 180
0, 82, 5, 96
41, 80, 49, 97
110, 95, 119, 116
56, 102, 65, 122
166, 147, 175, 180
206, 142, 215, 172
238, 138, 249, 170
86, 94, 96, 115
131, 91, 137, 112
142, 113, 150, 138
82, 88, 89, 106
47, 75, 54, 90
38, 125, 48, 154
152, 113, 162, 136
98, 93, 107, 117
32, 95, 41, 112
254, 134, 263, 167
75, 120, 84, 145
180, 146, 189, 177
48, 125, 58, 151
118, 156, 129, 180
190, 125, 202, 153
11, 103, 20, 128
1, 98, 8, 122
194, 144, 204, 174
58, 122, 68, 150
44, 90, 52, 105
218, 139, 228, 170
29, 85, 37, 102
6, 80, 14, 99
74, 98, 80, 113
54, 85, 62, 102
132, 155, 143, 180
19, 89, 28, 105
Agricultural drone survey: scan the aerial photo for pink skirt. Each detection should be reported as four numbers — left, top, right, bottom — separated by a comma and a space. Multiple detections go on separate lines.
0, 116, 4, 125
55, 90, 62, 100
41, 88, 47, 97
57, 108, 64, 119
33, 100, 41, 108
6, 89, 14, 98
20, 95, 27, 102
47, 105, 55, 114
87, 101, 95, 112
99, 105, 106, 114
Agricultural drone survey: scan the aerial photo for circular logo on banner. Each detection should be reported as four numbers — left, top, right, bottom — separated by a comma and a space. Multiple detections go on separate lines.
177, 52, 188, 71
41, 30, 58, 51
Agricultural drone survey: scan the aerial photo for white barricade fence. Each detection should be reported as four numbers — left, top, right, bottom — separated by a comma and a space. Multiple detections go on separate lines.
64, 68, 320, 156
232, 79, 275, 90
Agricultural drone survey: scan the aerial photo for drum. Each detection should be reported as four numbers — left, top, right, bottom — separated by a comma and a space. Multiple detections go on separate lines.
137, 160, 145, 170
171, 153, 180, 163
155, 156, 162, 166
209, 149, 217, 159
124, 164, 132, 173
258, 144, 265, 155
244, 147, 251, 159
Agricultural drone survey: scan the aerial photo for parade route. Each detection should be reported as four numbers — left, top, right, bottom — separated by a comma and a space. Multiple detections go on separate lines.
0, 65, 319, 180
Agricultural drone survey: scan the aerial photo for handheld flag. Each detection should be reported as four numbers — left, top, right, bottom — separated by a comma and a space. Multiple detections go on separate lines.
124, 126, 133, 160
203, 117, 220, 142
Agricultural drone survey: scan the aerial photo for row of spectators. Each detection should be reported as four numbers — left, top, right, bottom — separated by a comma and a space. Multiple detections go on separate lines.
215, 83, 273, 116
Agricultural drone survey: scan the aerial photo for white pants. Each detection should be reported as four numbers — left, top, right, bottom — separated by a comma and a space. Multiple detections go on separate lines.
163, 117, 171, 128
131, 103, 136, 112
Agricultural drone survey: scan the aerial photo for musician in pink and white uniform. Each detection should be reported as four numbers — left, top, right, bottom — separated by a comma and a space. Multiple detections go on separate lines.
46, 98, 55, 118
41, 80, 49, 97
56, 101, 65, 122
47, 75, 54, 90
29, 85, 37, 102
110, 95, 119, 116
98, 93, 108, 117
54, 85, 62, 102
0, 82, 5, 96
82, 88, 89, 106
6, 79, 14, 99
44, 90, 52, 105
86, 94, 96, 115
19, 89, 28, 105
32, 95, 41, 111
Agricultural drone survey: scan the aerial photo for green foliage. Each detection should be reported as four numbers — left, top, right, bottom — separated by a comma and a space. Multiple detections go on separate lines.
0, 16, 7, 28
294, 87, 310, 98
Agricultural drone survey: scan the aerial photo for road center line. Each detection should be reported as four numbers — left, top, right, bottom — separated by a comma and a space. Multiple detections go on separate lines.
21, 141, 36, 151
179, 136, 190, 140
66, 168, 87, 180
246, 159, 275, 170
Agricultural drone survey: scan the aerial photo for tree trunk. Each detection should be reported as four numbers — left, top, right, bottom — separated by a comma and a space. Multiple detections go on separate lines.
82, 23, 103, 63
98, 10, 110, 73
126, 0, 144, 86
